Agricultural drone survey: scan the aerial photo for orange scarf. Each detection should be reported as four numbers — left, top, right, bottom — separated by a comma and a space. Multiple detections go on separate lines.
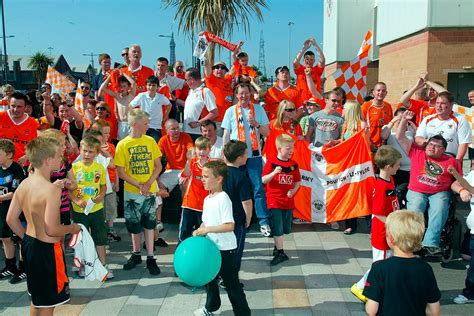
236, 103, 260, 156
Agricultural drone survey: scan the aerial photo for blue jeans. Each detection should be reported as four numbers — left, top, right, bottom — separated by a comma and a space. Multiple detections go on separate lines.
463, 234, 474, 299
406, 189, 451, 247
246, 157, 270, 226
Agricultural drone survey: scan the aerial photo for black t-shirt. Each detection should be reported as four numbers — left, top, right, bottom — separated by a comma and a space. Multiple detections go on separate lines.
53, 117, 83, 143
363, 256, 441, 316
0, 161, 26, 212
223, 166, 252, 227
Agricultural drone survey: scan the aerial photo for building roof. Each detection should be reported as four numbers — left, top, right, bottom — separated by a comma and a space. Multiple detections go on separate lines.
8, 55, 61, 71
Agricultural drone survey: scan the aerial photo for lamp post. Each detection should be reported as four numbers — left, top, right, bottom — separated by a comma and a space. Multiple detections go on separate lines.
158, 33, 176, 67
288, 21, 294, 68
0, 0, 14, 84
47, 47, 53, 56
82, 52, 99, 71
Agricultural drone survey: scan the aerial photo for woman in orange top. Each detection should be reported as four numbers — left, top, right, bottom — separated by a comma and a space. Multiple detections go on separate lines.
340, 100, 369, 235
263, 100, 304, 159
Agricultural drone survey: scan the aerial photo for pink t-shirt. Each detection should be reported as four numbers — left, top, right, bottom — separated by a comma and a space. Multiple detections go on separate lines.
408, 144, 460, 194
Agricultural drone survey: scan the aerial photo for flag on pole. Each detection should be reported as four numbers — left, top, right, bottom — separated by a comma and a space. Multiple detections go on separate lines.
45, 66, 76, 97
193, 31, 240, 61
74, 79, 84, 116
292, 130, 375, 223
332, 30, 373, 104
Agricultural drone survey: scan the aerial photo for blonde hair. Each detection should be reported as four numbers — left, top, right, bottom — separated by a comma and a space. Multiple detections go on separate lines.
128, 109, 150, 125
274, 100, 297, 129
276, 133, 295, 148
342, 100, 364, 135
386, 210, 425, 253
194, 136, 211, 150
26, 136, 60, 169
40, 128, 66, 142
80, 135, 101, 152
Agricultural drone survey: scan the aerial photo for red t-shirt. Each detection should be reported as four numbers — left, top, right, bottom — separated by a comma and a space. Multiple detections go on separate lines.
294, 64, 324, 101
181, 157, 209, 211
205, 73, 233, 122
408, 144, 461, 194
408, 99, 435, 126
158, 133, 194, 170
371, 176, 399, 250
174, 73, 189, 101
262, 156, 301, 209
0, 112, 39, 162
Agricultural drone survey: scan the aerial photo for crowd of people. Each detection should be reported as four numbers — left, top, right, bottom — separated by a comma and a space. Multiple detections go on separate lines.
0, 38, 474, 315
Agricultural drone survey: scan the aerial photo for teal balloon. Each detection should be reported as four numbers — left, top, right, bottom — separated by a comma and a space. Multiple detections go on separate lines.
174, 236, 222, 287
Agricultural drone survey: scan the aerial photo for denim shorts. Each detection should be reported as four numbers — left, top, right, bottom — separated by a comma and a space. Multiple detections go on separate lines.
124, 192, 157, 234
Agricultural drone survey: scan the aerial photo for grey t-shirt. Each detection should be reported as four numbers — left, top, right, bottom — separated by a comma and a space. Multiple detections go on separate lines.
308, 110, 345, 147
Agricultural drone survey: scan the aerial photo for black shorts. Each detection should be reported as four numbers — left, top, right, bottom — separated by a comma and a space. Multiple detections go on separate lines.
22, 234, 70, 308
0, 206, 12, 238
270, 208, 293, 236
73, 209, 107, 246
60, 211, 71, 225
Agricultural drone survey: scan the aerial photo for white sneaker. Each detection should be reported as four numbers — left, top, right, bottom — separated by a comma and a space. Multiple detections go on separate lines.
453, 294, 474, 304
106, 267, 114, 280
156, 222, 164, 232
330, 222, 340, 230
260, 224, 272, 237
193, 307, 221, 316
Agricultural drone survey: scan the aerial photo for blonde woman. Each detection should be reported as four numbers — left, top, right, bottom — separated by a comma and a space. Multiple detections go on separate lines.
263, 100, 304, 159
340, 100, 369, 235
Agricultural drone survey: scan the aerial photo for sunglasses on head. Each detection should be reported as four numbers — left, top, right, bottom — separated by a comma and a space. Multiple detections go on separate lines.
284, 108, 296, 112
96, 106, 106, 111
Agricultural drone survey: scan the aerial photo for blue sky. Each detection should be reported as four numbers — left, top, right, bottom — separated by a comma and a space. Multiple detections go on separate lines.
6, 0, 323, 77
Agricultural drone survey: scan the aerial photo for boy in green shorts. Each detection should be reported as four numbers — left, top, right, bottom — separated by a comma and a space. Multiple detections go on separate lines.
70, 136, 111, 277
115, 109, 163, 275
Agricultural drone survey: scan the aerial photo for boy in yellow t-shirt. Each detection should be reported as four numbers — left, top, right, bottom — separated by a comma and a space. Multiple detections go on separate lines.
115, 109, 163, 275
70, 136, 109, 276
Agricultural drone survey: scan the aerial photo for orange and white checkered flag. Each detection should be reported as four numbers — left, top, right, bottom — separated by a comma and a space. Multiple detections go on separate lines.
74, 79, 84, 116
45, 66, 75, 97
453, 104, 474, 143
331, 30, 373, 104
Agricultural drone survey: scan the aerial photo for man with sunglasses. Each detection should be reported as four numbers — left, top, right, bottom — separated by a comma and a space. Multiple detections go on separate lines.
264, 66, 301, 121
304, 90, 344, 147
397, 110, 461, 256
204, 58, 233, 131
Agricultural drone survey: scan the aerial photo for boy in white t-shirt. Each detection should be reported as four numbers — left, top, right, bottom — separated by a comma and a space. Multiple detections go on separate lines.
449, 165, 474, 304
192, 160, 250, 316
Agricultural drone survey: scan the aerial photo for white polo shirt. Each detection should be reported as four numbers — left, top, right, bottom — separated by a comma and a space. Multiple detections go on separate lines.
130, 92, 170, 129
416, 112, 471, 156
183, 85, 217, 135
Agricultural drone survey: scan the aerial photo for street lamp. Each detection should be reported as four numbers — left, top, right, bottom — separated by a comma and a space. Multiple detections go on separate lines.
288, 22, 294, 68
47, 47, 53, 56
82, 52, 99, 71
158, 33, 176, 67
0, 0, 13, 84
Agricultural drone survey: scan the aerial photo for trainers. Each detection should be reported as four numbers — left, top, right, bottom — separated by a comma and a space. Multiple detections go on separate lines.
156, 222, 164, 232
453, 294, 474, 304
105, 266, 114, 280
146, 258, 161, 275
260, 224, 272, 237
351, 284, 368, 303
123, 253, 142, 270
424, 246, 442, 257
9, 271, 27, 284
193, 307, 221, 316
270, 252, 289, 266
154, 238, 168, 248
0, 266, 18, 279
107, 231, 122, 242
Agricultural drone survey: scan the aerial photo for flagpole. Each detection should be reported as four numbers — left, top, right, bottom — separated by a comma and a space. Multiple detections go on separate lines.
288, 22, 294, 68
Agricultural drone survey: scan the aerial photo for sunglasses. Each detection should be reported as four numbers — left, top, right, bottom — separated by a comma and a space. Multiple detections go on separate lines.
330, 99, 340, 103
214, 65, 227, 70
176, 66, 184, 69
121, 52, 128, 56
284, 108, 296, 112
96, 106, 106, 111
80, 86, 90, 90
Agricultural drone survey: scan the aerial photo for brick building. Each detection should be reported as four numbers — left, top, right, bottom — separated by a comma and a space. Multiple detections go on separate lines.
323, 0, 474, 106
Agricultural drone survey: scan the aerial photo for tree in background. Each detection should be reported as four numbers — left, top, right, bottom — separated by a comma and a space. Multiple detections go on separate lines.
162, 0, 268, 65
28, 52, 54, 88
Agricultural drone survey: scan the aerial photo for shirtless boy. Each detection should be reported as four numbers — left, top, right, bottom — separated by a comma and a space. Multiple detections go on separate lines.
6, 136, 81, 316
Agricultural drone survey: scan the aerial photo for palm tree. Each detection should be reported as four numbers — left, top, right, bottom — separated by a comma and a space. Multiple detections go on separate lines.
28, 52, 54, 88
162, 0, 268, 65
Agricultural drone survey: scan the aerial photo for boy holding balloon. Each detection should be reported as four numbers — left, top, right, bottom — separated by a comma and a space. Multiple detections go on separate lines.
193, 160, 251, 316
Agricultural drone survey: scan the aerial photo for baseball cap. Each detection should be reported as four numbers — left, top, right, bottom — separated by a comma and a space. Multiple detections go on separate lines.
212, 61, 229, 71
275, 66, 290, 76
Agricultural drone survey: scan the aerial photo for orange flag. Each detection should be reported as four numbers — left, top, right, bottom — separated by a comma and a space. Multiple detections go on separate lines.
292, 129, 375, 223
